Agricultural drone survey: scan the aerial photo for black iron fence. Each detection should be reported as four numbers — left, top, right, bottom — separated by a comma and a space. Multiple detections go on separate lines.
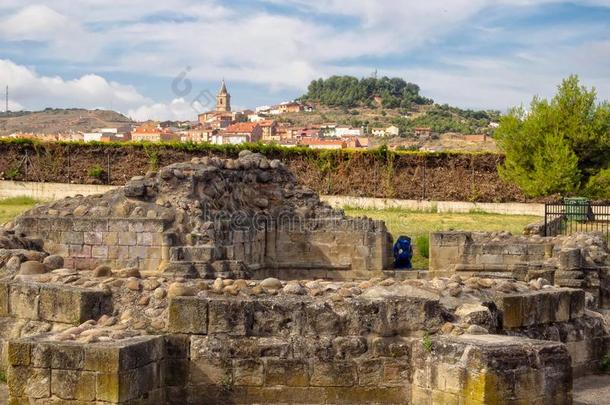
545, 201, 610, 238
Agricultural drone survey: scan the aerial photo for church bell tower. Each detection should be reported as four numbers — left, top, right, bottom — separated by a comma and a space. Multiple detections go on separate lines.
216, 79, 231, 112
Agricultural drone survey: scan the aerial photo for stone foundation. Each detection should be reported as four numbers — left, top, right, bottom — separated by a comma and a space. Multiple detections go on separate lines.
0, 274, 606, 404
429, 231, 610, 307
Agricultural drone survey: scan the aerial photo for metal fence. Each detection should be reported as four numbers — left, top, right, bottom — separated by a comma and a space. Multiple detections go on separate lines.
544, 201, 610, 237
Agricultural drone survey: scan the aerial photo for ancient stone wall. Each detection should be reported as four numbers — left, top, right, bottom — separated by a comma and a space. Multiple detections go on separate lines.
0, 278, 589, 404
429, 231, 610, 304
9, 152, 393, 280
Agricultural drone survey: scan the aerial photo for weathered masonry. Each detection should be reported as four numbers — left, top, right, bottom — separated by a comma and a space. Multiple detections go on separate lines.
11, 152, 393, 280
0, 153, 609, 404
429, 231, 610, 306
2, 278, 580, 404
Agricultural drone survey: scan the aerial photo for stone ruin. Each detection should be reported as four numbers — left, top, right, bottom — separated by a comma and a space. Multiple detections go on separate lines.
9, 150, 393, 281
430, 231, 610, 307
0, 151, 607, 404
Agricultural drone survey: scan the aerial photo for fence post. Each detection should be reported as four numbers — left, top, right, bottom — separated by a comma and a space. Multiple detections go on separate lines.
107, 151, 111, 185
24, 149, 28, 181
421, 155, 427, 200
544, 203, 548, 237
67, 145, 71, 184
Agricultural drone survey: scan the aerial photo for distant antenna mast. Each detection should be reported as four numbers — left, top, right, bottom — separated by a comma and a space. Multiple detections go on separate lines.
5, 86, 8, 114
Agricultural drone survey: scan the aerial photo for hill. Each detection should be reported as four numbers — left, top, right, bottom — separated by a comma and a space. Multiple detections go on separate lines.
0, 108, 133, 136
296, 75, 501, 137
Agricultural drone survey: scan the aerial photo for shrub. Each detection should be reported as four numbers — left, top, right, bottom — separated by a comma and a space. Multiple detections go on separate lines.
415, 235, 430, 259
4, 167, 20, 180
88, 164, 105, 180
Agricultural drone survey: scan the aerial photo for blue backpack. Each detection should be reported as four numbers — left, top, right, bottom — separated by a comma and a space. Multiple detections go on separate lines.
393, 236, 413, 269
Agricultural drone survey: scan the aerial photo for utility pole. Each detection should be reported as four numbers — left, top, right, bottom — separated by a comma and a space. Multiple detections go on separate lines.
5, 86, 8, 115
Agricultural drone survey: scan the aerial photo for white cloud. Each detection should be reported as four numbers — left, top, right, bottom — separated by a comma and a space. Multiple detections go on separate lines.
0, 5, 69, 41
1, 1, 610, 113
127, 98, 203, 121
0, 59, 149, 112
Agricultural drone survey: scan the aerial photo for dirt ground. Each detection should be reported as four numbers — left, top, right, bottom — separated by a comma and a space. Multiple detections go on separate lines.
574, 375, 610, 404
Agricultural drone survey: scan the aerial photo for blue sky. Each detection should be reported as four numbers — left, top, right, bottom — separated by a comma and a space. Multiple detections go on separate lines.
1, 0, 609, 121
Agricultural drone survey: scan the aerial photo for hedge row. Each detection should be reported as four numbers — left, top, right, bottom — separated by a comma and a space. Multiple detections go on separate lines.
0, 139, 532, 202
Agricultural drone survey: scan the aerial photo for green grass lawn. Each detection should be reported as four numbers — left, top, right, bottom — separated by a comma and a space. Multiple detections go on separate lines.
344, 208, 541, 269
0, 197, 38, 225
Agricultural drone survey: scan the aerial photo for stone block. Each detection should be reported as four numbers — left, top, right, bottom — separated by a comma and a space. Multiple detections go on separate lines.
233, 359, 264, 386
357, 359, 384, 387
9, 283, 40, 320
118, 232, 138, 246
324, 387, 409, 404
7, 366, 50, 399
251, 299, 304, 337
74, 219, 108, 232
108, 220, 130, 232
0, 281, 9, 316
108, 245, 130, 260
91, 245, 109, 259
129, 245, 147, 258
39, 285, 112, 324
411, 334, 572, 404
145, 246, 162, 259
116, 336, 164, 370
569, 288, 585, 318
497, 289, 585, 329
103, 231, 119, 245
207, 298, 253, 336
311, 360, 357, 387
137, 232, 154, 246
69, 244, 91, 258
51, 369, 96, 401
51, 343, 84, 369
168, 297, 208, 334
188, 357, 232, 386
84, 345, 120, 373
61, 231, 84, 245
264, 358, 309, 387
7, 340, 31, 366
382, 360, 410, 387
84, 231, 103, 245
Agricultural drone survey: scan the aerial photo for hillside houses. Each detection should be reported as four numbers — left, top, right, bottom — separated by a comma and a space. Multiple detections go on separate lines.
371, 125, 400, 137
211, 122, 262, 145
3, 80, 374, 149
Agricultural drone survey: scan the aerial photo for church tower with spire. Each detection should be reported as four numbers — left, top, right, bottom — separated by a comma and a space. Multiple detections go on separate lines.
216, 79, 231, 112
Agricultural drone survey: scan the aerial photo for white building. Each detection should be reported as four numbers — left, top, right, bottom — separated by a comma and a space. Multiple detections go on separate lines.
83, 132, 103, 142
336, 126, 363, 137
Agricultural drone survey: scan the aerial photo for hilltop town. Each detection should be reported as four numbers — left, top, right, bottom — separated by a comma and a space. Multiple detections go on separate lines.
0, 78, 500, 152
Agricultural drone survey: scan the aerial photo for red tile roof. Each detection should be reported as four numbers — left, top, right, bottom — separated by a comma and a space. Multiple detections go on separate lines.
224, 122, 259, 133
300, 138, 346, 147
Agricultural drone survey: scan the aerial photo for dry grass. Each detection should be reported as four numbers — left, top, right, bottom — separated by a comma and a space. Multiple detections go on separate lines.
344, 207, 541, 269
